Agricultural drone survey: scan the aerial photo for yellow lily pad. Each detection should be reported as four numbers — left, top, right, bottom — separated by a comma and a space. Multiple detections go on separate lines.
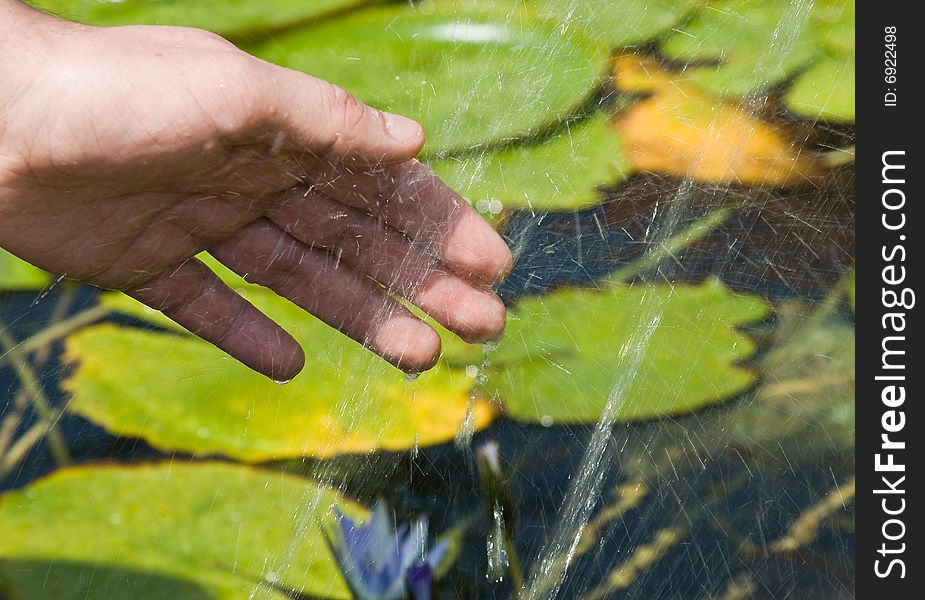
63, 288, 497, 461
612, 54, 824, 185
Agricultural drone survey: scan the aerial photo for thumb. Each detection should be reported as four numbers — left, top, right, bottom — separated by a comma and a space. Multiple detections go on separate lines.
259, 63, 425, 164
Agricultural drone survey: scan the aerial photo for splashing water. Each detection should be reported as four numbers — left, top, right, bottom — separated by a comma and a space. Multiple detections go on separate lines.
487, 502, 511, 583
455, 341, 498, 449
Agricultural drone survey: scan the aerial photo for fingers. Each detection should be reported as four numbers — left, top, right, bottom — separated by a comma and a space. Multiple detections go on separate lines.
309, 160, 514, 284
209, 219, 442, 372
268, 188, 506, 342
125, 258, 305, 381
253, 61, 424, 165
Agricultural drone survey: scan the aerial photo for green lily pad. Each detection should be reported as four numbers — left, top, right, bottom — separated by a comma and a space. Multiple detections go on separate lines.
0, 248, 50, 291
428, 112, 627, 213
487, 279, 769, 423
532, 0, 703, 48
246, 2, 607, 154
784, 55, 854, 122
64, 287, 496, 461
32, 0, 365, 37
811, 0, 854, 57
0, 462, 365, 600
661, 0, 819, 98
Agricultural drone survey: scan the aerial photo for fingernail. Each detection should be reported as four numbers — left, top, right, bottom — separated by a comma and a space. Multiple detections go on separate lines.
383, 112, 423, 144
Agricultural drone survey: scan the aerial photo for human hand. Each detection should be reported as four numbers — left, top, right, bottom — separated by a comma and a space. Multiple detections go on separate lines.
0, 3, 512, 381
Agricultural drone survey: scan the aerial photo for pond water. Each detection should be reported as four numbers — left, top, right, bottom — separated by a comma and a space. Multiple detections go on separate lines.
1, 1, 854, 599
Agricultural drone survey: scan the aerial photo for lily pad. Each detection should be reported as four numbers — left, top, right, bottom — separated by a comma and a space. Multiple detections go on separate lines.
531, 0, 703, 48
64, 287, 496, 461
428, 112, 627, 213
811, 0, 854, 57
487, 279, 769, 423
0, 462, 365, 600
32, 0, 365, 37
612, 54, 824, 185
246, 2, 607, 154
0, 248, 50, 291
783, 55, 855, 122
661, 0, 819, 98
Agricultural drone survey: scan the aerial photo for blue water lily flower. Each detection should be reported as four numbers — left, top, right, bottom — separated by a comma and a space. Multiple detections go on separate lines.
325, 501, 448, 600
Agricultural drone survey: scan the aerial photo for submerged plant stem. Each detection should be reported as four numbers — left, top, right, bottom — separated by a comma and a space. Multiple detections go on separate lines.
0, 409, 65, 478
0, 303, 109, 370
504, 528, 525, 590
0, 322, 71, 468
610, 206, 734, 283
808, 271, 854, 321
0, 389, 28, 458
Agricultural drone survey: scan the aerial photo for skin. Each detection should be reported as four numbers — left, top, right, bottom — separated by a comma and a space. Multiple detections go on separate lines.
0, 1, 512, 381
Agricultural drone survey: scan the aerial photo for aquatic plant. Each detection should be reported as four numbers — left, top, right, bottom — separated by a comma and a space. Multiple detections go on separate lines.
324, 501, 449, 600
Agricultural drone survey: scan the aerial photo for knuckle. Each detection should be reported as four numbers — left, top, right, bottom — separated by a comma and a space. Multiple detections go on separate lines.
326, 85, 375, 136
181, 27, 237, 50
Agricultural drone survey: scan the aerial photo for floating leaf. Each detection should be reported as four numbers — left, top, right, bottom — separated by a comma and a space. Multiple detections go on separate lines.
612, 54, 824, 185
611, 52, 677, 94
811, 0, 854, 57
487, 279, 769, 424
428, 113, 627, 213
0, 248, 50, 291
784, 55, 855, 122
661, 0, 819, 98
531, 0, 703, 48
246, 3, 607, 154
32, 0, 365, 37
0, 462, 365, 600
64, 288, 496, 461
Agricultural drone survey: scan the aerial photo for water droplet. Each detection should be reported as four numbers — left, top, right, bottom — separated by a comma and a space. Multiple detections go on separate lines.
540, 415, 554, 428
465, 364, 479, 378
405, 371, 421, 382
273, 379, 291, 386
